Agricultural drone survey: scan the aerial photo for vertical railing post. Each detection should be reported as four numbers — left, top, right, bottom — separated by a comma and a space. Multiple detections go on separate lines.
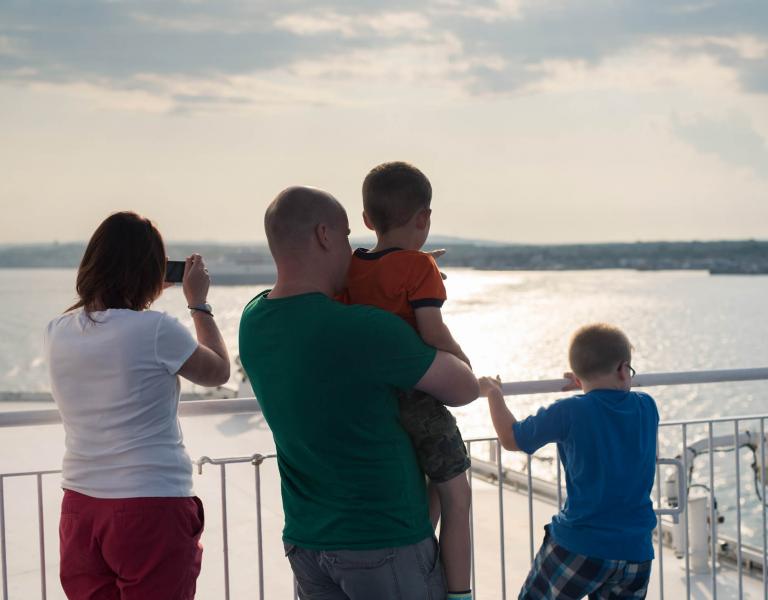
253, 460, 264, 600
0, 476, 7, 600
655, 460, 664, 600
733, 420, 743, 599
682, 424, 690, 600
496, 442, 506, 600
526, 455, 534, 565
220, 464, 230, 600
761, 418, 767, 599
36, 474, 46, 600
708, 422, 717, 600
467, 442, 476, 597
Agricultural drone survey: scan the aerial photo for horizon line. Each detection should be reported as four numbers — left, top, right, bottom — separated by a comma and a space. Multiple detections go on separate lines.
2, 236, 767, 248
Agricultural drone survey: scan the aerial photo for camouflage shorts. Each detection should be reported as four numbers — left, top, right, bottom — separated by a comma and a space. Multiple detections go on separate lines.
397, 389, 471, 483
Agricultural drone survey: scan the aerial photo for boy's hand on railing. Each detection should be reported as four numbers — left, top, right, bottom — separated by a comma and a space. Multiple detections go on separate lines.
479, 375, 520, 450
478, 375, 504, 399
561, 371, 582, 392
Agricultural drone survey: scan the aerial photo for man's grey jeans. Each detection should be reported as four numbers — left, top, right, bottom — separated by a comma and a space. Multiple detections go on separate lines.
284, 536, 446, 599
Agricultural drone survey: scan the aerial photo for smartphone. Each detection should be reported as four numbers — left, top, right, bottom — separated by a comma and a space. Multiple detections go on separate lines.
165, 260, 186, 283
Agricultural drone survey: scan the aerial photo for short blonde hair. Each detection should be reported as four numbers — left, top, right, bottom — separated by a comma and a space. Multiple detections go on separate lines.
568, 323, 632, 380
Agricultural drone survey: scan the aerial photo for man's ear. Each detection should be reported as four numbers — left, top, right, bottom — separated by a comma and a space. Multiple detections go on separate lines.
362, 211, 376, 231
414, 208, 431, 231
315, 223, 331, 251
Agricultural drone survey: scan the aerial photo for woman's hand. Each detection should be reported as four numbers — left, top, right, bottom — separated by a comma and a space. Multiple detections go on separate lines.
177, 253, 230, 386
183, 254, 210, 307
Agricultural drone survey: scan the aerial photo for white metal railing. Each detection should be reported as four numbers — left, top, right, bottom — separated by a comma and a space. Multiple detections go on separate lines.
0, 398, 263, 428
500, 368, 768, 397
194, 453, 275, 600
654, 415, 768, 600
2, 368, 767, 429
0, 367, 767, 600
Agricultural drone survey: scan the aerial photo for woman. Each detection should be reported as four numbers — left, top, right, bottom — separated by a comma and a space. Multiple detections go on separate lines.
45, 212, 230, 600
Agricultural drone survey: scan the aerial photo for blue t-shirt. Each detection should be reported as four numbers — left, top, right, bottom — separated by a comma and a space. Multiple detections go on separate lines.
513, 389, 659, 561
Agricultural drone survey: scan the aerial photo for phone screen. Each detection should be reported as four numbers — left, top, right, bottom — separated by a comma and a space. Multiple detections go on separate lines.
165, 260, 186, 283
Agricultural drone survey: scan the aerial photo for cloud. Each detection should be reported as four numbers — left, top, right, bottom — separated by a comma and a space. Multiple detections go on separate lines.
0, 35, 22, 57
274, 11, 430, 38
0, 0, 766, 111
445, 0, 768, 94
672, 113, 768, 177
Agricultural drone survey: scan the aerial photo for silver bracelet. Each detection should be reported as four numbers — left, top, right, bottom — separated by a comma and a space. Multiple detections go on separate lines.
188, 303, 213, 317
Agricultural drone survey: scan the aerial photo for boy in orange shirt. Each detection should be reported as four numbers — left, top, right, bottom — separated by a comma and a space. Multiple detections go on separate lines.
344, 161, 473, 600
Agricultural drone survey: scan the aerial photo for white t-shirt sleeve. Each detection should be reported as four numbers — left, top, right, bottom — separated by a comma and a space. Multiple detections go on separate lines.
43, 319, 52, 356
154, 313, 198, 374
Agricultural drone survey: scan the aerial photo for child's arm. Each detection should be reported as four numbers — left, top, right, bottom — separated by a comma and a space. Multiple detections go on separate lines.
478, 376, 519, 451
414, 307, 471, 367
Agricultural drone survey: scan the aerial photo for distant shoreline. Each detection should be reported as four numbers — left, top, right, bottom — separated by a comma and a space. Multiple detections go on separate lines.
1, 266, 765, 284
2, 239, 766, 276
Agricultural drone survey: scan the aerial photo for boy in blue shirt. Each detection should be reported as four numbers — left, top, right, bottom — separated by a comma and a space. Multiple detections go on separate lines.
479, 323, 658, 600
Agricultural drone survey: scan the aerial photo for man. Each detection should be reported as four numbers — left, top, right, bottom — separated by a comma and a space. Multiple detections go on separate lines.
239, 186, 479, 599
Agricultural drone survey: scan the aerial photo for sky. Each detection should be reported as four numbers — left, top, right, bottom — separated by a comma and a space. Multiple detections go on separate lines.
1, 0, 767, 245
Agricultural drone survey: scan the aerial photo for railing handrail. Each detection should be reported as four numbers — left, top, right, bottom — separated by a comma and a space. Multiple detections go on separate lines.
500, 367, 768, 395
1, 367, 766, 428
0, 398, 263, 428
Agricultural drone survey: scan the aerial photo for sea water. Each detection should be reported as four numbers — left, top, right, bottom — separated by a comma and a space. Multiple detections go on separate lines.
1, 267, 767, 547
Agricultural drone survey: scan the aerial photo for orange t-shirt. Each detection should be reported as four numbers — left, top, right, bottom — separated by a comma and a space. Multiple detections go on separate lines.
343, 248, 447, 330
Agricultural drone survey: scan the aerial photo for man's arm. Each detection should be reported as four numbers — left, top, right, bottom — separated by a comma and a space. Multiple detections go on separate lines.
414, 307, 471, 367
479, 376, 519, 451
414, 351, 479, 407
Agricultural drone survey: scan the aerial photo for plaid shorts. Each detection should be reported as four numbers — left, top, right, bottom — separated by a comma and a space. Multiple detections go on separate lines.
519, 527, 652, 600
397, 389, 471, 483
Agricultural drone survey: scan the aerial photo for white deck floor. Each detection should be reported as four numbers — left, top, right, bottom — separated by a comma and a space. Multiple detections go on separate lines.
1, 414, 765, 599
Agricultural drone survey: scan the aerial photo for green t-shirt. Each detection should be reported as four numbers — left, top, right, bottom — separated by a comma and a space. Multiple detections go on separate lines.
239, 291, 437, 550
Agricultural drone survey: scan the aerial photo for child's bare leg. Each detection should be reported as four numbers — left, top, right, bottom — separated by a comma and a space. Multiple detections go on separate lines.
435, 472, 471, 592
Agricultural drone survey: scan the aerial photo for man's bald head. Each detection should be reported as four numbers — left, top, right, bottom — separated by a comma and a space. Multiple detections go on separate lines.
265, 186, 348, 257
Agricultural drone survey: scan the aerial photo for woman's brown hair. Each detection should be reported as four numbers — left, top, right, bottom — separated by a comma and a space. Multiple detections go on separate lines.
67, 212, 166, 314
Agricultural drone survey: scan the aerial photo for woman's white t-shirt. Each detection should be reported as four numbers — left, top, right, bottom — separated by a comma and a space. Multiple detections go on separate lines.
45, 308, 199, 498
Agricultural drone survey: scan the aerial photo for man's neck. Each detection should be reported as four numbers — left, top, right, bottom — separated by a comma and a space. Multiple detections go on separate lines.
269, 270, 334, 299
370, 229, 422, 253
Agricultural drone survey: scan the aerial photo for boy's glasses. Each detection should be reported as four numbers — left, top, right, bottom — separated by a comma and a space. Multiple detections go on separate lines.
619, 361, 636, 378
